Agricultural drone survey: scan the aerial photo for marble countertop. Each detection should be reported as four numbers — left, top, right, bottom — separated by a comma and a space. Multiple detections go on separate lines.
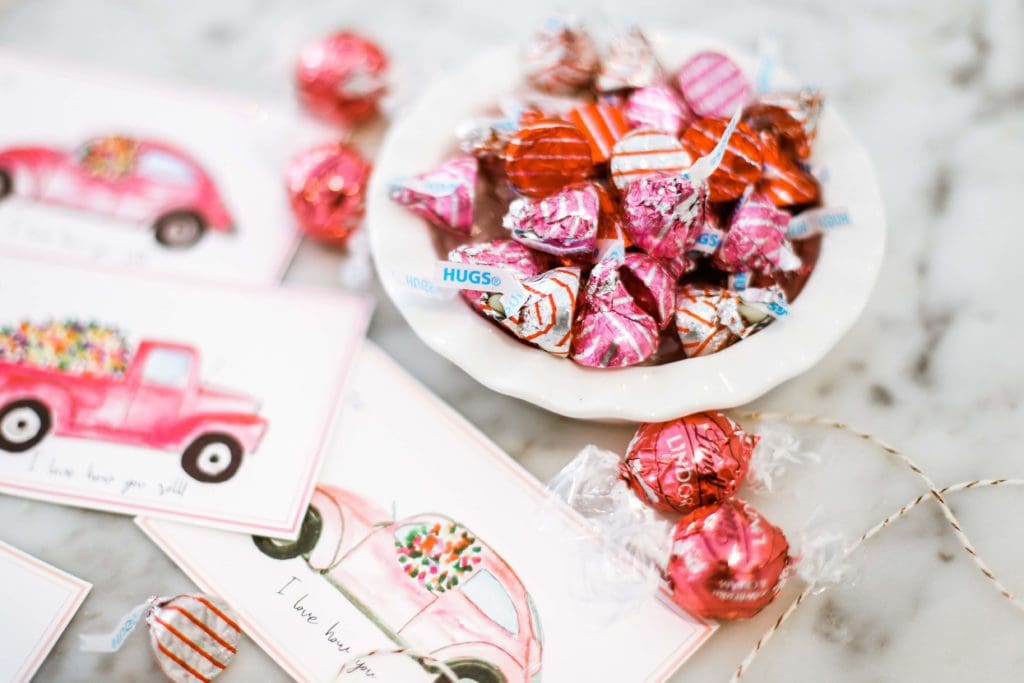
1, 0, 1022, 681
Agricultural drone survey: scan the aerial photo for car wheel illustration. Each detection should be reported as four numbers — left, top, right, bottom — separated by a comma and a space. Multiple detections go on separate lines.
433, 659, 506, 683
154, 210, 205, 248
0, 399, 51, 453
181, 433, 242, 483
252, 505, 323, 560
0, 169, 11, 200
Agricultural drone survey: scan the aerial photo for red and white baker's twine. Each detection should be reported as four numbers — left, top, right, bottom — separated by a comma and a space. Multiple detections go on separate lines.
731, 411, 1024, 681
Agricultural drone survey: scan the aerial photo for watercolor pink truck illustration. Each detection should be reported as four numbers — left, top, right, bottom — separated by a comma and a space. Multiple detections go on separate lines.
0, 135, 233, 248
253, 485, 543, 682
0, 321, 266, 483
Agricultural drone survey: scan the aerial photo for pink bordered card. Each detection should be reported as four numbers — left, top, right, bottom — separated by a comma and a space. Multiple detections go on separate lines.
0, 254, 372, 538
136, 343, 714, 682
0, 50, 328, 284
0, 540, 91, 683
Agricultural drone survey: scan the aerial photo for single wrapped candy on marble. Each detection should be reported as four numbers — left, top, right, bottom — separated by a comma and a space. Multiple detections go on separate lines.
596, 27, 663, 92
522, 18, 598, 94
609, 128, 693, 191
482, 266, 581, 357
623, 84, 694, 136
621, 172, 708, 259
449, 239, 548, 312
148, 594, 242, 682
681, 116, 764, 202
667, 498, 791, 620
570, 258, 660, 368
620, 412, 759, 515
674, 283, 756, 357
674, 51, 751, 118
503, 182, 600, 256
389, 156, 478, 236
714, 190, 791, 275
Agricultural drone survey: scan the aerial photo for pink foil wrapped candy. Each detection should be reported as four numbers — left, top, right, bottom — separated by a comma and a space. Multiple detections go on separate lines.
449, 239, 547, 313
622, 172, 709, 260
620, 412, 759, 515
503, 183, 600, 256
621, 252, 675, 329
674, 284, 754, 357
285, 142, 371, 246
623, 85, 694, 136
570, 259, 660, 368
522, 19, 598, 94
596, 28, 662, 92
674, 51, 751, 118
295, 31, 388, 126
714, 191, 791, 275
390, 156, 477, 236
483, 267, 581, 357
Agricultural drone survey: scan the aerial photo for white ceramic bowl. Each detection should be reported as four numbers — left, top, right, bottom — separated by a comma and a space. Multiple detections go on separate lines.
367, 33, 885, 422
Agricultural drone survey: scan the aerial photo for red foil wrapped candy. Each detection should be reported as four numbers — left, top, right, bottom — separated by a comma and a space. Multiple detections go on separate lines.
504, 118, 594, 198
566, 102, 630, 164
503, 182, 600, 256
296, 31, 388, 126
522, 19, 598, 94
681, 117, 763, 203
286, 143, 371, 246
667, 499, 791, 620
622, 172, 708, 259
389, 156, 478, 236
619, 412, 758, 515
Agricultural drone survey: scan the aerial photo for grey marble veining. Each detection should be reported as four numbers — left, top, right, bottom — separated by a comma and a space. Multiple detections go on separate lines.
0, 0, 1022, 681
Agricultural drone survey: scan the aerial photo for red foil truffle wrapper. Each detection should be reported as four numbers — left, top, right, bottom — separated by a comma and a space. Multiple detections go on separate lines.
483, 266, 581, 356
504, 118, 594, 198
389, 156, 478, 236
522, 19, 598, 94
295, 31, 388, 126
503, 182, 600, 256
623, 85, 694, 136
681, 117, 763, 203
674, 51, 751, 118
622, 172, 708, 259
714, 190, 791, 275
449, 239, 547, 313
148, 594, 242, 682
286, 143, 371, 246
596, 28, 663, 92
620, 412, 758, 515
667, 499, 791, 620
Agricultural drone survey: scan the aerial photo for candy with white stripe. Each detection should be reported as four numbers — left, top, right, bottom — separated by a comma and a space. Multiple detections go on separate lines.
596, 28, 662, 92
674, 284, 756, 357
389, 156, 478, 235
147, 594, 241, 683
504, 118, 594, 198
503, 182, 599, 256
609, 128, 693, 191
621, 172, 708, 259
566, 102, 630, 163
623, 85, 694, 136
675, 51, 751, 118
714, 191, 790, 275
483, 267, 580, 357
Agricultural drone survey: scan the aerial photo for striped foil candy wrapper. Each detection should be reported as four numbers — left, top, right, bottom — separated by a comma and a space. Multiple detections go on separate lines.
565, 102, 630, 164
623, 85, 695, 136
449, 239, 548, 312
504, 118, 594, 198
609, 128, 693, 191
674, 51, 752, 118
746, 88, 824, 160
681, 117, 764, 202
389, 156, 478, 235
147, 594, 241, 683
622, 252, 676, 329
714, 191, 791, 275
570, 259, 660, 368
596, 28, 663, 92
674, 284, 758, 357
484, 267, 580, 356
522, 19, 598, 94
621, 172, 708, 260
756, 132, 820, 207
503, 182, 600, 255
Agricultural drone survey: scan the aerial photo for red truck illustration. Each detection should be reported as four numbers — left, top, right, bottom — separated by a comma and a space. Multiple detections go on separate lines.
0, 321, 266, 483
0, 135, 233, 248
253, 486, 543, 682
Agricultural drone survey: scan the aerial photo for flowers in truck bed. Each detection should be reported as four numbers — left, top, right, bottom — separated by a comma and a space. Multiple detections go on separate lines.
0, 319, 132, 378
394, 521, 483, 593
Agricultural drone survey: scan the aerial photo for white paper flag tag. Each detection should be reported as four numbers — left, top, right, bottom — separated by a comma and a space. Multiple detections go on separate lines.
80, 598, 155, 652
432, 261, 530, 315
787, 206, 852, 240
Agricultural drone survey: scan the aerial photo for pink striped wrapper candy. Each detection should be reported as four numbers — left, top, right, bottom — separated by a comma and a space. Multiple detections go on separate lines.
484, 267, 581, 357
622, 172, 708, 260
596, 28, 662, 92
674, 284, 755, 357
714, 191, 791, 275
566, 103, 631, 164
389, 156, 477, 236
622, 252, 675, 329
664, 251, 699, 279
449, 239, 548, 312
522, 19, 598, 94
503, 182, 599, 256
571, 258, 660, 368
609, 129, 693, 191
624, 85, 695, 136
147, 594, 241, 683
675, 51, 751, 118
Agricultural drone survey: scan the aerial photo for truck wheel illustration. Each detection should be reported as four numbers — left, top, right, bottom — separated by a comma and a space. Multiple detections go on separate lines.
154, 210, 205, 248
434, 659, 505, 683
0, 399, 51, 453
181, 432, 242, 483
252, 505, 323, 559
0, 169, 11, 199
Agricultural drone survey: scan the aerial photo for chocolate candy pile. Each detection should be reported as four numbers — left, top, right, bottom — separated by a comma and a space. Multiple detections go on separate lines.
391, 20, 830, 369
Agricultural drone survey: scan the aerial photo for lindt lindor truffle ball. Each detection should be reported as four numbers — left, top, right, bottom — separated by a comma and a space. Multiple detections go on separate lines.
295, 31, 388, 126
619, 411, 758, 514
667, 499, 790, 620
285, 143, 371, 246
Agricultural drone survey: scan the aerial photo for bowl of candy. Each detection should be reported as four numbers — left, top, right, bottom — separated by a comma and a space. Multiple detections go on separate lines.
367, 21, 885, 422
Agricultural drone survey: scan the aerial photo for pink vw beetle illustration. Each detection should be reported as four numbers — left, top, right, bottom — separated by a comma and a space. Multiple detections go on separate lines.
253, 486, 544, 682
0, 135, 233, 248
0, 320, 266, 483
